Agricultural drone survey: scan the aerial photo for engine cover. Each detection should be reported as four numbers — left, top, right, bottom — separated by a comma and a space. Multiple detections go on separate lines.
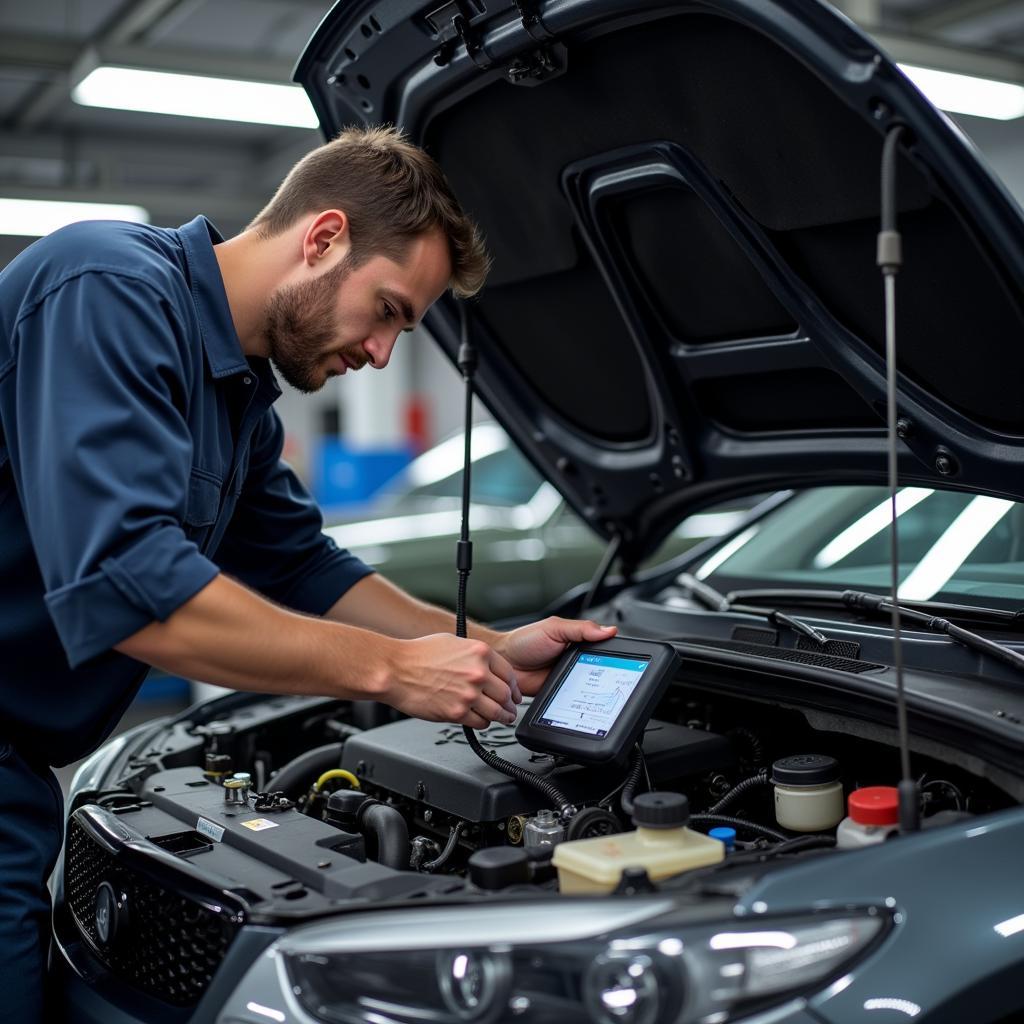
341, 717, 732, 822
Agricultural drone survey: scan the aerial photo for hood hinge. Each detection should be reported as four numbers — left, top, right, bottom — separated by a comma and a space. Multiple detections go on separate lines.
432, 4, 493, 70
513, 0, 555, 43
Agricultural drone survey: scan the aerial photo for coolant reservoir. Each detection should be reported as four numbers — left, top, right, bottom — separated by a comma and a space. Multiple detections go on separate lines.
552, 792, 724, 894
772, 754, 844, 832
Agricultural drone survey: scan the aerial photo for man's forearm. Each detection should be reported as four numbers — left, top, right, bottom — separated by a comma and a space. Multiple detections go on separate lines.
115, 573, 397, 698
323, 573, 502, 645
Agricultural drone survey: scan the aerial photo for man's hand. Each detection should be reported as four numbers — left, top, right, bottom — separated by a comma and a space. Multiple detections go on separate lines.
383, 633, 520, 729
493, 617, 618, 697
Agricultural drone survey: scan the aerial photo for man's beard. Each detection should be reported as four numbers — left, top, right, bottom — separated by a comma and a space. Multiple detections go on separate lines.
263, 255, 357, 394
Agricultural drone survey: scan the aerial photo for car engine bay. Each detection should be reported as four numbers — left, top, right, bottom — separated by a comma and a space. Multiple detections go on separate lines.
56, 621, 1024, 1012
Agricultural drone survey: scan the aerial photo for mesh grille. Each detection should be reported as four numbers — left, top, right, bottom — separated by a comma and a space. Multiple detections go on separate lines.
692, 638, 881, 673
65, 817, 242, 1007
796, 635, 862, 660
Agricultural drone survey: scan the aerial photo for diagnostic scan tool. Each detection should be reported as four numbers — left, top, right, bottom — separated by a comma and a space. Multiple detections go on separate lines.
516, 638, 679, 764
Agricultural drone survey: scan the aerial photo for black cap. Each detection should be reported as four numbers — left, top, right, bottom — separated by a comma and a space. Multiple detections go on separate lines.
632, 791, 689, 829
771, 754, 840, 787
468, 847, 531, 890
325, 789, 370, 829
204, 753, 232, 774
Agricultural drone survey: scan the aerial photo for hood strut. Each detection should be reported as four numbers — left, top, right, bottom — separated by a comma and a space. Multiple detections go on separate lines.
878, 122, 920, 834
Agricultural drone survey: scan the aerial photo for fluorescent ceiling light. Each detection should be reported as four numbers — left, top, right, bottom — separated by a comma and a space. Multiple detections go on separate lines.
899, 64, 1024, 121
898, 495, 1014, 600
72, 66, 318, 129
694, 526, 759, 581
813, 487, 933, 569
0, 197, 148, 237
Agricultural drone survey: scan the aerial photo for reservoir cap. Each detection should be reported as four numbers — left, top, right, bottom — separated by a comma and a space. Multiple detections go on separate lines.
772, 754, 839, 787
848, 786, 899, 825
708, 826, 736, 851
633, 791, 689, 829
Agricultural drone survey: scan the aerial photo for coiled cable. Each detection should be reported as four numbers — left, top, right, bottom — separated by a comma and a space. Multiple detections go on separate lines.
706, 769, 769, 815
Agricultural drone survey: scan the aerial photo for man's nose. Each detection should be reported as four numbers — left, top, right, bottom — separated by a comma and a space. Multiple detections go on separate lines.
364, 330, 399, 370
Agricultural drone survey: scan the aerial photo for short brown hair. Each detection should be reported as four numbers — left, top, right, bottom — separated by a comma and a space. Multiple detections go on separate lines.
249, 125, 489, 298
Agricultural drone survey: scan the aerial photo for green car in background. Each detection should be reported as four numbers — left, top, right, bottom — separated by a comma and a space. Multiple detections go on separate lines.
325, 423, 750, 621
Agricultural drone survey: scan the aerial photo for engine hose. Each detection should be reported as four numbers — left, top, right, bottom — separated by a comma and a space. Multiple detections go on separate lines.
771, 834, 836, 855
690, 813, 789, 844
360, 801, 411, 871
726, 727, 765, 769
422, 821, 466, 872
269, 743, 344, 799
461, 726, 576, 818
706, 770, 770, 815
619, 746, 645, 818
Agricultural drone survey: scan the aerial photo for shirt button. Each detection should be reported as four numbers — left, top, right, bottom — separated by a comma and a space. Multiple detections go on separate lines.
243, 376, 252, 385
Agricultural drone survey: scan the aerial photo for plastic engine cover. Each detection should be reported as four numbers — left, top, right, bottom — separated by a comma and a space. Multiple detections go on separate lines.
341, 717, 732, 822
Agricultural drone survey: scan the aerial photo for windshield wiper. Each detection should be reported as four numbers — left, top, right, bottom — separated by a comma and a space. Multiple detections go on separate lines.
724, 588, 1024, 627
677, 574, 829, 647
683, 579, 1024, 675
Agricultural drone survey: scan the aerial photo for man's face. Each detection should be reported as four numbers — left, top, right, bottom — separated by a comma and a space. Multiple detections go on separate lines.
263, 229, 451, 394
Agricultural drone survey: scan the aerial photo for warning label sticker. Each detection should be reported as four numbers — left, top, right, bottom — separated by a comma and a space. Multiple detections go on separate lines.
240, 818, 279, 832
196, 817, 225, 843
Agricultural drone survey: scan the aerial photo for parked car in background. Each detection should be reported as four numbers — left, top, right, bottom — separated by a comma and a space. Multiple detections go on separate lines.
325, 423, 751, 620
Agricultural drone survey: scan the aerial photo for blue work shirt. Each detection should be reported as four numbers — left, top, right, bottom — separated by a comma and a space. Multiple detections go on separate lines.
0, 216, 374, 766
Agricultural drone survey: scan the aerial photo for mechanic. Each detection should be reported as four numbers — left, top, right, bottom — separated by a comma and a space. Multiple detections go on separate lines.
0, 125, 616, 1024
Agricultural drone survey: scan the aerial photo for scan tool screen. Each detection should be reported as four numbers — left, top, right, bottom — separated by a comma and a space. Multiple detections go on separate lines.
535, 652, 651, 737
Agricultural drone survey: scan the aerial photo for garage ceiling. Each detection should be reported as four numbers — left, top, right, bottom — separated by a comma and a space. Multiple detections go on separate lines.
1, 0, 1024, 267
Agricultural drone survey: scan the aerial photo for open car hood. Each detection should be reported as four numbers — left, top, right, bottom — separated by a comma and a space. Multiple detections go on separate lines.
296, 0, 1024, 564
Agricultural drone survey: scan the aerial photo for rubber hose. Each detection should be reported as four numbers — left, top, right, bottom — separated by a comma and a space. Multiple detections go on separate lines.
726, 727, 765, 768
772, 834, 836, 854
462, 726, 575, 816
691, 813, 789, 843
707, 770, 770, 815
269, 743, 344, 799
619, 747, 645, 818
360, 802, 411, 870
422, 821, 465, 872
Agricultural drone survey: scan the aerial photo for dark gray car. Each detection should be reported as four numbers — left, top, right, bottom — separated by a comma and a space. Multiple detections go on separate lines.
51, 1, 1024, 1022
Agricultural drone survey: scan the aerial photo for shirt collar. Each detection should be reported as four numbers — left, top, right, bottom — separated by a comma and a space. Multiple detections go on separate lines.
177, 215, 254, 380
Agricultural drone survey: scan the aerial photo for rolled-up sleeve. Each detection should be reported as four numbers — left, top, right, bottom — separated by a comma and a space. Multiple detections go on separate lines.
215, 409, 374, 615
9, 271, 219, 667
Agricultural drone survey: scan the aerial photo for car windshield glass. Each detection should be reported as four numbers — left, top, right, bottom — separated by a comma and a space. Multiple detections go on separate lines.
692, 485, 1024, 609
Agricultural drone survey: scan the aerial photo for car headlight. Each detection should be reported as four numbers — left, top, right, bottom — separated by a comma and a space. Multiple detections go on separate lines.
279, 899, 887, 1024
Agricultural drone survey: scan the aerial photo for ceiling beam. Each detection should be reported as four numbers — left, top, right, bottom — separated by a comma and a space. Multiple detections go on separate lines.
9, 0, 293, 132
908, 0, 1024, 34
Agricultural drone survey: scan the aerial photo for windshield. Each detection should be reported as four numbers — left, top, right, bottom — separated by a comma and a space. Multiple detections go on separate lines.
693, 485, 1024, 608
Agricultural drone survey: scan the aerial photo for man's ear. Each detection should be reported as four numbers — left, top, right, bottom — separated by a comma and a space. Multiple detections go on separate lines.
302, 210, 349, 266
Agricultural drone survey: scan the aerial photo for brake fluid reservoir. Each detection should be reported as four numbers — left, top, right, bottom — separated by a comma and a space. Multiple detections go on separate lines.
552, 792, 724, 894
772, 755, 844, 832
836, 786, 900, 849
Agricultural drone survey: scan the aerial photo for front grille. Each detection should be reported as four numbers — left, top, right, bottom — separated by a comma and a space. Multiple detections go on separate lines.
65, 816, 242, 1007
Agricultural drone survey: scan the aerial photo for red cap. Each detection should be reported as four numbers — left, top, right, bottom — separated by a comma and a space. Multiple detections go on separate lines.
848, 786, 899, 826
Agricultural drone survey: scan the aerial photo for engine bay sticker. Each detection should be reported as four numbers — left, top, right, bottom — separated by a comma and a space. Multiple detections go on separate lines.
240, 818, 279, 832
196, 817, 225, 843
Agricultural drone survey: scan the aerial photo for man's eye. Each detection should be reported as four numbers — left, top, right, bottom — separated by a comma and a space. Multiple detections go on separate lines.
383, 304, 396, 321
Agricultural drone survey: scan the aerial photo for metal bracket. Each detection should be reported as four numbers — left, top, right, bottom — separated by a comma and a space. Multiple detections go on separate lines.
434, 9, 493, 70
513, 0, 555, 43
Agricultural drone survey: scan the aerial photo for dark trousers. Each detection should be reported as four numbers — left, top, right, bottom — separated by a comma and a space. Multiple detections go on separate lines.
0, 744, 64, 1024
